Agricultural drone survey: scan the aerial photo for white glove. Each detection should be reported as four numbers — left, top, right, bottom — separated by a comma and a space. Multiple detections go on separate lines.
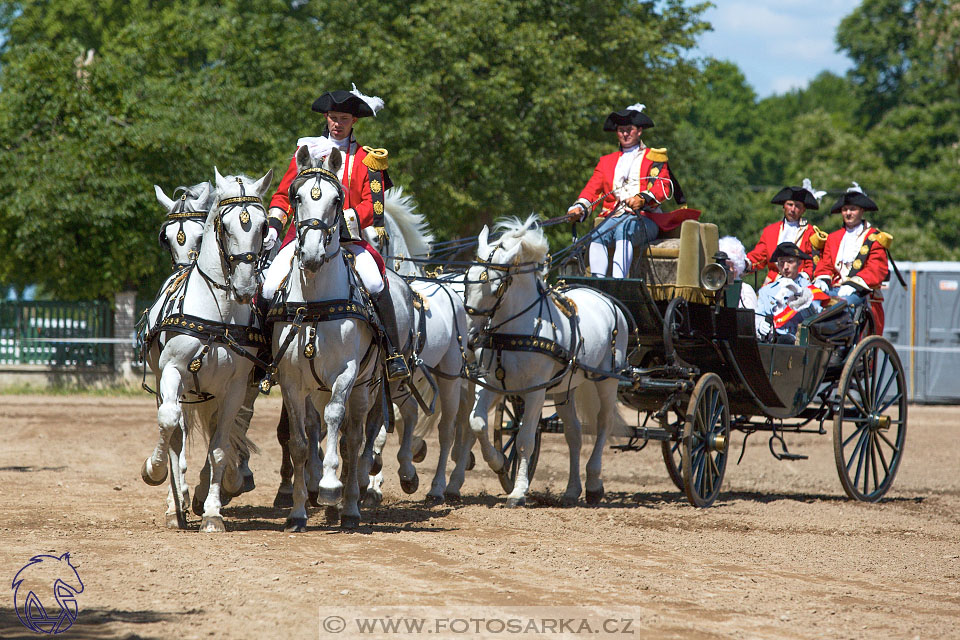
787, 286, 813, 311
757, 317, 773, 339
264, 227, 279, 251
775, 282, 801, 307
814, 277, 831, 292
837, 284, 857, 298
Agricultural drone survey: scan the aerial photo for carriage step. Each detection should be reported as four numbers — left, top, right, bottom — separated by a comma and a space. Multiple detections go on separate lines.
776, 452, 808, 461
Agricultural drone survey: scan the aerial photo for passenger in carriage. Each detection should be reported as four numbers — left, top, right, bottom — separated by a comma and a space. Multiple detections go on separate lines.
717, 236, 757, 310
812, 182, 891, 335
747, 179, 827, 286
755, 242, 823, 343
565, 103, 673, 278
262, 84, 408, 380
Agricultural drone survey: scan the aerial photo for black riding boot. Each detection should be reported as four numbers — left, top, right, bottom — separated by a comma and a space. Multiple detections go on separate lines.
372, 288, 411, 381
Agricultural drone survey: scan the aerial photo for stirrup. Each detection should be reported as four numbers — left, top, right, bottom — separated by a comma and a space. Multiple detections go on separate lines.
386, 352, 410, 381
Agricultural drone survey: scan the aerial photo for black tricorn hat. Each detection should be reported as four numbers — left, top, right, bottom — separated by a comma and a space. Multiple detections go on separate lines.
311, 89, 377, 118
771, 186, 820, 210
603, 103, 655, 131
829, 182, 878, 213
770, 241, 812, 263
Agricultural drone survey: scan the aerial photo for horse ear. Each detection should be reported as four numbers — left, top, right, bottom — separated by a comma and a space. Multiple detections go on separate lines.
214, 167, 226, 191
154, 185, 174, 211
196, 181, 211, 206
477, 225, 490, 256
295, 145, 312, 172
253, 169, 274, 198
325, 148, 343, 174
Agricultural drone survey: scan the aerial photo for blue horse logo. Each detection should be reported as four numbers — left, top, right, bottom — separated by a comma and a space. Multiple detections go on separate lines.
11, 552, 84, 634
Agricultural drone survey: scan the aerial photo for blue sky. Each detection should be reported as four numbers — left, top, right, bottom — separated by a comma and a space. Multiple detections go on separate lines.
692, 0, 862, 98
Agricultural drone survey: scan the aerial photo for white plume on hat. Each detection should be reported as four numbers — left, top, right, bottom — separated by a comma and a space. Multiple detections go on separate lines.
847, 181, 866, 195
625, 103, 646, 113
801, 177, 827, 202
351, 83, 384, 116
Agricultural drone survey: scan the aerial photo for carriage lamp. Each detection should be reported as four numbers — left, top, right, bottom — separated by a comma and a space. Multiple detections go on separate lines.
700, 262, 727, 291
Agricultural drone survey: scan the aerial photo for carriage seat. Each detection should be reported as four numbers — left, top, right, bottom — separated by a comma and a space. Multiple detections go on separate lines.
641, 219, 719, 303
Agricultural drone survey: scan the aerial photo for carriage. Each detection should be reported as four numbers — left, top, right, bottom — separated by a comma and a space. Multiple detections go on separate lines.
489, 218, 907, 508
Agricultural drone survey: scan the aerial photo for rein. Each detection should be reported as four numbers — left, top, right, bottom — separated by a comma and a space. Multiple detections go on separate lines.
292, 166, 345, 269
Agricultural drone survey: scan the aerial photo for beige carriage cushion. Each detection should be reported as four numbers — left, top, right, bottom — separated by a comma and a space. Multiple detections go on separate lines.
644, 238, 680, 283
646, 220, 714, 304
699, 222, 719, 264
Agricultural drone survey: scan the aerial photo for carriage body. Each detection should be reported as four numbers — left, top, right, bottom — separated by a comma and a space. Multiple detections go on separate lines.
493, 218, 908, 507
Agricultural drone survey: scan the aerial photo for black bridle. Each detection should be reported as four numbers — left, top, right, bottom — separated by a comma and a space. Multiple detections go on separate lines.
462, 246, 543, 318
291, 166, 344, 267
159, 191, 208, 268
199, 178, 267, 293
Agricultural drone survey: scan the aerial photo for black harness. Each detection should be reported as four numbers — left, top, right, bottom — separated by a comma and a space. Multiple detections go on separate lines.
158, 189, 208, 268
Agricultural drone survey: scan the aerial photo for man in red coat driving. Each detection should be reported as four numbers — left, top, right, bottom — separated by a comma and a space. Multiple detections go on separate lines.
566, 103, 673, 278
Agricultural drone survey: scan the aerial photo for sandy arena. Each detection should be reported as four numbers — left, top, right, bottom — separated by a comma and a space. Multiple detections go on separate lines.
1, 394, 958, 639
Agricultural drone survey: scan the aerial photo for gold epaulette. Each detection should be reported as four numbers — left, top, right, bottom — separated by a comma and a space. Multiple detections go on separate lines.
646, 147, 668, 163
810, 225, 828, 250
869, 230, 893, 249
362, 146, 389, 171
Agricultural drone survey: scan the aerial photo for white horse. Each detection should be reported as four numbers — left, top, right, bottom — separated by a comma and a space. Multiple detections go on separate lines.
464, 215, 629, 507
141, 168, 272, 532
270, 146, 416, 530
361, 188, 471, 505
148, 180, 212, 525
155, 182, 211, 269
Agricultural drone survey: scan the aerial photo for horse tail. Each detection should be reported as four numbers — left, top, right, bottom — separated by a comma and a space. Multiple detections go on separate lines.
384, 186, 434, 259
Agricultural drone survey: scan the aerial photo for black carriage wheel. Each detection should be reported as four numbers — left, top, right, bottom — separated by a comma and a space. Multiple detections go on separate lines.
681, 373, 730, 508
659, 410, 685, 491
492, 397, 542, 494
833, 335, 907, 502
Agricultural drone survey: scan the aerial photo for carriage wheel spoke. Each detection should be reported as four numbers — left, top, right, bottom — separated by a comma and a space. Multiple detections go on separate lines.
869, 432, 880, 494
852, 373, 872, 414
842, 422, 868, 449
876, 429, 902, 454
877, 391, 904, 415
872, 353, 890, 401
847, 427, 869, 478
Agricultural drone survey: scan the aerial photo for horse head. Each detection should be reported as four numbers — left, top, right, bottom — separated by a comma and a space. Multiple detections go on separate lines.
156, 182, 211, 268
289, 145, 344, 272
207, 167, 273, 303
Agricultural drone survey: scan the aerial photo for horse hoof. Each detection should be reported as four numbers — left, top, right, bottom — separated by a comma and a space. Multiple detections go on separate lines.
324, 506, 340, 524
505, 496, 526, 509
191, 494, 204, 517
361, 491, 383, 508
240, 474, 256, 495
200, 515, 225, 533
164, 512, 186, 530
370, 453, 383, 476
316, 486, 342, 506
308, 490, 320, 507
400, 474, 419, 495
273, 490, 293, 508
424, 494, 444, 507
340, 513, 361, 529
585, 486, 605, 505
412, 438, 427, 463
283, 517, 308, 533
561, 494, 579, 507
140, 459, 166, 486
443, 491, 462, 504
466, 451, 476, 471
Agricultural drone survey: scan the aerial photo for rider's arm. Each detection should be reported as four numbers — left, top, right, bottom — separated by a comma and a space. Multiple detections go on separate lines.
812, 230, 839, 286
569, 157, 610, 220
637, 150, 671, 210
845, 235, 890, 291
746, 225, 774, 273
268, 154, 299, 238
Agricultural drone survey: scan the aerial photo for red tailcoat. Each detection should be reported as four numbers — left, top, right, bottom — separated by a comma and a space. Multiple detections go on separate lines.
814, 222, 890, 334
270, 141, 374, 247
577, 147, 672, 217
747, 220, 817, 285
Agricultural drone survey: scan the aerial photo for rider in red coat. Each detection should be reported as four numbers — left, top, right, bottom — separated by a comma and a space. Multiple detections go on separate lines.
813, 183, 891, 335
747, 180, 826, 286
262, 85, 408, 380
566, 103, 674, 278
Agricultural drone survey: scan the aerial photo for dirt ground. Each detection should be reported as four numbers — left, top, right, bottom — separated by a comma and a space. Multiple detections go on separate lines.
1, 394, 959, 639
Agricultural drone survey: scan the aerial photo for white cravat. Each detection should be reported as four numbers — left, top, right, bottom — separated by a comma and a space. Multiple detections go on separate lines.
777, 219, 805, 245
836, 222, 868, 277
612, 143, 644, 201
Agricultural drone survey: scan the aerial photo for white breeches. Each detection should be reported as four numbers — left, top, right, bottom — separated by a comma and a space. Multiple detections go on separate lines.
260, 242, 384, 301
347, 244, 384, 295
589, 240, 633, 278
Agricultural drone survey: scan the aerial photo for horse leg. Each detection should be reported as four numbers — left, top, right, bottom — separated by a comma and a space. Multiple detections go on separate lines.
363, 425, 387, 508
283, 394, 311, 532
164, 423, 189, 529
505, 390, 545, 508
317, 366, 357, 505
357, 396, 384, 501
425, 378, 460, 505
143, 365, 182, 487
273, 404, 294, 508
554, 396, 584, 506
446, 382, 477, 502
339, 410, 366, 529
584, 379, 617, 505
468, 387, 506, 473
305, 399, 325, 507
396, 398, 420, 495
233, 383, 258, 495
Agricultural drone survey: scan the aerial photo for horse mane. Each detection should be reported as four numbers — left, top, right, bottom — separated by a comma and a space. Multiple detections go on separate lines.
493, 214, 548, 265
384, 186, 433, 259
